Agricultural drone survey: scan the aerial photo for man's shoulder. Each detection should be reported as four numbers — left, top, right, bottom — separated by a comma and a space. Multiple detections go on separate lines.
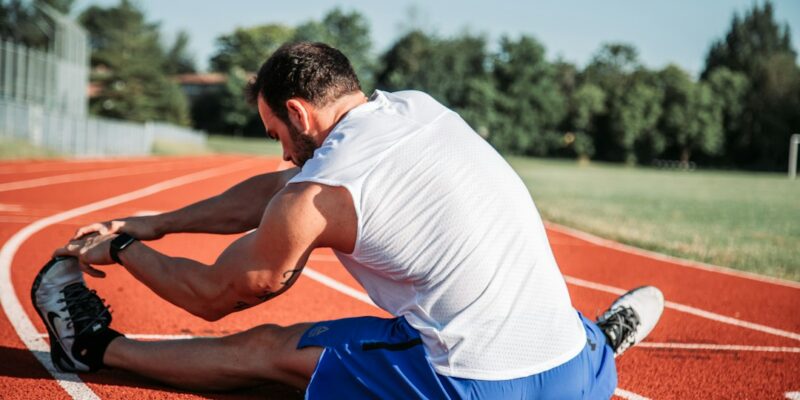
276, 181, 356, 252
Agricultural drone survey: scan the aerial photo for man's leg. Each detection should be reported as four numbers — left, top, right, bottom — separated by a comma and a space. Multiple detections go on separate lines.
103, 322, 323, 391
33, 256, 322, 391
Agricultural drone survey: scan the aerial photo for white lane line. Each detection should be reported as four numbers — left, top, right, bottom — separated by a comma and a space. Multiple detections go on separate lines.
131, 210, 162, 217
546, 222, 800, 290
0, 156, 169, 175
638, 342, 800, 353
0, 159, 211, 192
785, 391, 800, 400
565, 276, 800, 342
614, 388, 651, 400
36, 333, 197, 340
304, 267, 376, 306
0, 203, 25, 212
0, 158, 260, 400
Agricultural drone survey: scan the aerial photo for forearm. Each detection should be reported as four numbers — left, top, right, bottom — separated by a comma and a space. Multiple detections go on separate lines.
149, 168, 299, 236
117, 241, 229, 321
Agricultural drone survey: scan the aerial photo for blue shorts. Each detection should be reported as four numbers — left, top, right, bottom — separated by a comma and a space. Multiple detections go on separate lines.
297, 312, 617, 399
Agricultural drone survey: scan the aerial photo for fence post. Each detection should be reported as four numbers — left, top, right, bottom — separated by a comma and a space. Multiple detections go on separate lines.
28, 103, 43, 146
790, 133, 800, 180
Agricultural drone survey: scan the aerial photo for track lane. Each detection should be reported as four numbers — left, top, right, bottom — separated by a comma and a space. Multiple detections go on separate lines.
549, 229, 800, 333
2, 155, 799, 399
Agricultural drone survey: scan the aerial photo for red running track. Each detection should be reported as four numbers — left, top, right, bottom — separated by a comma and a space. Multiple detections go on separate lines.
0, 155, 798, 399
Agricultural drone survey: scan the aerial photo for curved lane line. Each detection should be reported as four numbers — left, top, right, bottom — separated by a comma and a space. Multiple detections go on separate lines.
0, 158, 260, 400
546, 222, 800, 290
565, 276, 800, 342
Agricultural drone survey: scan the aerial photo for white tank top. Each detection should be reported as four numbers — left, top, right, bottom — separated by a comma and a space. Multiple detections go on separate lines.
288, 90, 585, 380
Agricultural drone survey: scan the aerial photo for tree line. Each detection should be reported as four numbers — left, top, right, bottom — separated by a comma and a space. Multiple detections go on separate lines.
2, 0, 797, 170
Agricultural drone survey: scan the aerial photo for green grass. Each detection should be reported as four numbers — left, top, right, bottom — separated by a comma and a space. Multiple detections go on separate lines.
0, 137, 60, 159
207, 134, 283, 156
508, 157, 800, 281
151, 139, 210, 155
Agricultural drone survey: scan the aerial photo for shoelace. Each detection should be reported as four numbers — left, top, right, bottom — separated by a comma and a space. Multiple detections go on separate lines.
57, 282, 112, 338
598, 306, 639, 354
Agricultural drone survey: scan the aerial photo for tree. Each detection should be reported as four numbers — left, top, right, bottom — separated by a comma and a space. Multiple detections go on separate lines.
1, 0, 51, 48
163, 30, 196, 74
376, 31, 496, 136
489, 35, 566, 156
658, 65, 723, 164
702, 1, 795, 79
204, 24, 295, 135
583, 43, 664, 163
79, 0, 189, 125
209, 24, 294, 73
702, 0, 799, 170
609, 79, 663, 164
704, 67, 748, 164
563, 82, 605, 159
294, 8, 373, 90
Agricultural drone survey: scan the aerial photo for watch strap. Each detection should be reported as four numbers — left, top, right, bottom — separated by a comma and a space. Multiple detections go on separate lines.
110, 233, 137, 265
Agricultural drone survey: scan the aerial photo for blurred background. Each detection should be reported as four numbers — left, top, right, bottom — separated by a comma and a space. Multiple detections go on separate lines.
0, 0, 798, 280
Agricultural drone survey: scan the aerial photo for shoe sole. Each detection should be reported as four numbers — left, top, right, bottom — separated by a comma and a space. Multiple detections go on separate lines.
30, 257, 80, 372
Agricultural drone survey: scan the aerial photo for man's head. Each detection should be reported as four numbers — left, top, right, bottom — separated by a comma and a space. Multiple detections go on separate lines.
247, 42, 363, 166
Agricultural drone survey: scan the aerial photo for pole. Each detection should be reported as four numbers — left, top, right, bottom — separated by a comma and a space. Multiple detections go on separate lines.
790, 133, 800, 179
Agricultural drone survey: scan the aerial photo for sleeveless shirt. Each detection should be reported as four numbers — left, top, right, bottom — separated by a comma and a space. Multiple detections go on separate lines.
288, 90, 586, 379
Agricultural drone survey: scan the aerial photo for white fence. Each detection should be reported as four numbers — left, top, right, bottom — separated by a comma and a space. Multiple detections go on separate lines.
0, 99, 206, 157
0, 38, 88, 116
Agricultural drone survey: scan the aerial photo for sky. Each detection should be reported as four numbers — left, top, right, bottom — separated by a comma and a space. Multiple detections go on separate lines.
72, 0, 800, 76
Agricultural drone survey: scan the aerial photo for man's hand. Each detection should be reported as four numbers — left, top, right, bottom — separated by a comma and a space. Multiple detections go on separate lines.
54, 233, 118, 278
73, 216, 163, 241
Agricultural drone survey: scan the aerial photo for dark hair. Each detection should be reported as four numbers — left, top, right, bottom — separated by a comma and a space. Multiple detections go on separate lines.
246, 42, 361, 124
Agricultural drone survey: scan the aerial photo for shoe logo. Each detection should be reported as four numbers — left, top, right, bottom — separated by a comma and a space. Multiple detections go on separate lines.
308, 326, 329, 337
587, 338, 597, 351
47, 312, 62, 337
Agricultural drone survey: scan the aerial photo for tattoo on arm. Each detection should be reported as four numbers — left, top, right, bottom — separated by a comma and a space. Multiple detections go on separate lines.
232, 267, 304, 311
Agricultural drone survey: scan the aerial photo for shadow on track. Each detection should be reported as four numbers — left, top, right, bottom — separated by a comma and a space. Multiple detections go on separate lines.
0, 345, 303, 399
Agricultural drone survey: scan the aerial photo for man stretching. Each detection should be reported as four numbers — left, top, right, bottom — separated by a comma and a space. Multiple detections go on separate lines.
33, 42, 663, 398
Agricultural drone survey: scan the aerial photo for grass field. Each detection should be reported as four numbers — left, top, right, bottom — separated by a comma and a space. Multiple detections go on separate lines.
207, 134, 283, 156
0, 137, 59, 159
509, 157, 800, 281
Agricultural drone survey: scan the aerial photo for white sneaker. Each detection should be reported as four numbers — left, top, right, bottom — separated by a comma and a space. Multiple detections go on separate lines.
596, 286, 664, 357
31, 257, 113, 372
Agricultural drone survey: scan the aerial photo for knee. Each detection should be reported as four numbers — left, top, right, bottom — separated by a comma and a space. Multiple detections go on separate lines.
222, 323, 288, 354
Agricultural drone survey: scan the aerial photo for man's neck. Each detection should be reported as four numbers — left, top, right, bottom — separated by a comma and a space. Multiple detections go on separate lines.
314, 92, 368, 144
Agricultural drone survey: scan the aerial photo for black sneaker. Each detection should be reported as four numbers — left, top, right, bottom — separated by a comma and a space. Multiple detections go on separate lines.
596, 286, 664, 357
31, 257, 115, 372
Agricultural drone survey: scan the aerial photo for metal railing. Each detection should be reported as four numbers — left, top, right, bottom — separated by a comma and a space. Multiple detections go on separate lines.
1, 98, 206, 157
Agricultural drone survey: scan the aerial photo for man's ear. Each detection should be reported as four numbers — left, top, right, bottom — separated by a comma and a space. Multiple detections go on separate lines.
285, 99, 311, 133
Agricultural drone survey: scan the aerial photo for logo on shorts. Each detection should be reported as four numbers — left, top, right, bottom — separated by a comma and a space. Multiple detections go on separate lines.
308, 326, 329, 337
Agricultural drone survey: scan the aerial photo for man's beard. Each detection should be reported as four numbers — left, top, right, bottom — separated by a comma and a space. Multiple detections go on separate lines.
287, 122, 318, 167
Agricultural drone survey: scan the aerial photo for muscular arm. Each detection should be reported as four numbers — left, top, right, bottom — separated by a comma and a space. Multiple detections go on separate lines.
74, 168, 299, 240
152, 168, 300, 235
61, 182, 356, 321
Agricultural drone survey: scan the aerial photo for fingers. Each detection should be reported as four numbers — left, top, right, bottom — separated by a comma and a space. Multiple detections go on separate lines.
52, 247, 71, 257
73, 222, 109, 239
79, 260, 106, 278
53, 241, 80, 258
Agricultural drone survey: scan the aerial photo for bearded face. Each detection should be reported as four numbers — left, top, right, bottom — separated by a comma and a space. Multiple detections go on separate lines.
287, 122, 318, 167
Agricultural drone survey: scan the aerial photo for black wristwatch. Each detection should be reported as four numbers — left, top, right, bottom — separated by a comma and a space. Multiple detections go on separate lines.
110, 233, 138, 265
